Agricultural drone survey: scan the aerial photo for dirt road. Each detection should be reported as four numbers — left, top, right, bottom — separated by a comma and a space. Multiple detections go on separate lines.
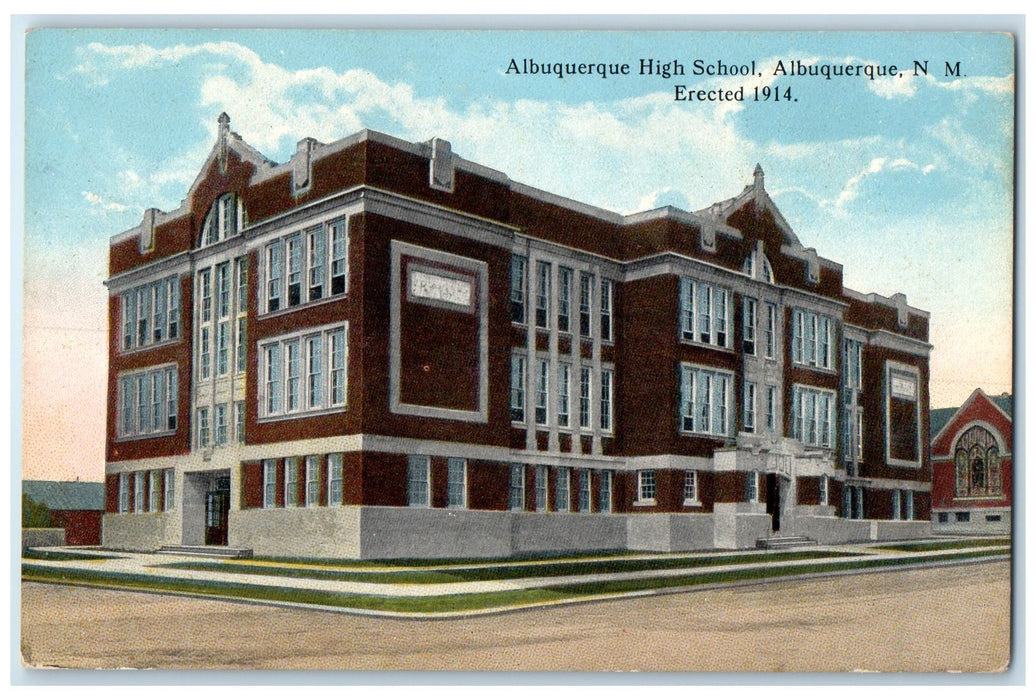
20, 560, 1010, 673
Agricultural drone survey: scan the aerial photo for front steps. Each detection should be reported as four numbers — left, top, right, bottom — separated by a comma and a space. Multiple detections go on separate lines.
156, 545, 253, 559
756, 535, 816, 550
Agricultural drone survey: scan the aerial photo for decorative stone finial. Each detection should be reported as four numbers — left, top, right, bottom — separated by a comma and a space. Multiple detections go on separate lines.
753, 163, 765, 190
217, 113, 231, 173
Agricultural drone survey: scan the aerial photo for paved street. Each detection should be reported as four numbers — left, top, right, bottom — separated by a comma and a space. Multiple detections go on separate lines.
20, 560, 1010, 672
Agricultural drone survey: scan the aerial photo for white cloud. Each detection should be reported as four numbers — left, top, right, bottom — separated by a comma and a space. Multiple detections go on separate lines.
823, 156, 921, 212
81, 190, 129, 213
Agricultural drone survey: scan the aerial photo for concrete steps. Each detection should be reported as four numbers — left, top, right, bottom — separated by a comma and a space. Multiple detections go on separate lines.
756, 535, 816, 550
156, 545, 253, 559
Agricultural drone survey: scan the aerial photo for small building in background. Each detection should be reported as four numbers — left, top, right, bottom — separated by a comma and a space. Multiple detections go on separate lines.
22, 480, 106, 546
930, 389, 1012, 535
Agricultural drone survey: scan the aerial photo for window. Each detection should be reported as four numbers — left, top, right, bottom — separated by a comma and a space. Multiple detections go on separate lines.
844, 339, 863, 390
903, 491, 914, 520
509, 464, 525, 511
579, 272, 593, 337
284, 458, 300, 507
892, 489, 903, 520
555, 467, 571, 512
679, 278, 731, 348
214, 403, 228, 446
164, 469, 175, 510
216, 321, 230, 376
234, 401, 245, 443
148, 470, 159, 512
235, 256, 248, 314
535, 261, 550, 329
956, 511, 970, 523
305, 456, 320, 507
766, 385, 777, 432
791, 309, 834, 369
263, 460, 277, 508
447, 458, 466, 509
680, 365, 733, 437
954, 426, 1002, 497
201, 193, 244, 246
745, 471, 759, 503
118, 473, 129, 513
199, 327, 212, 380
600, 368, 614, 432
196, 407, 210, 448
262, 218, 348, 313
684, 470, 699, 504
328, 454, 343, 506
510, 255, 527, 323
600, 279, 613, 341
535, 465, 548, 512
134, 472, 145, 514
578, 469, 591, 512
535, 359, 549, 425
888, 365, 920, 464
598, 471, 612, 513
637, 470, 656, 503
938, 512, 949, 523
842, 487, 853, 519
764, 303, 777, 359
510, 353, 526, 422
117, 366, 178, 438
743, 381, 756, 433
791, 385, 836, 448
120, 276, 180, 351
558, 267, 572, 332
407, 456, 430, 507
819, 475, 829, 506
235, 318, 248, 375
509, 463, 526, 509
258, 325, 348, 419
743, 297, 757, 355
579, 367, 592, 429
557, 363, 571, 427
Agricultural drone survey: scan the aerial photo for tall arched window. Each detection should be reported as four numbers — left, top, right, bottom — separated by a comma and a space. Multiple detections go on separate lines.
200, 193, 245, 247
740, 248, 775, 283
954, 426, 1002, 498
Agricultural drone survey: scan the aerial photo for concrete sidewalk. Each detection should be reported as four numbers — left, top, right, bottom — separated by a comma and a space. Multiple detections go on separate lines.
21, 542, 1009, 601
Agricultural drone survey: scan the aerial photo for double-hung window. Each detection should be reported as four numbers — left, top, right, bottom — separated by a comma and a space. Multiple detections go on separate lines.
600, 279, 613, 342
509, 464, 525, 511
791, 309, 834, 369
558, 267, 572, 332
557, 363, 571, 427
598, 471, 612, 513
764, 303, 777, 359
637, 470, 656, 503
743, 381, 756, 433
305, 456, 320, 506
164, 469, 175, 510
535, 466, 548, 512
258, 324, 348, 419
121, 277, 180, 351
510, 255, 527, 323
116, 365, 178, 439
118, 473, 129, 513
680, 365, 733, 437
148, 470, 159, 512
214, 404, 228, 446
263, 218, 348, 313
407, 456, 430, 507
579, 272, 593, 337
766, 385, 777, 432
535, 359, 549, 425
262, 460, 277, 508
447, 458, 466, 509
578, 469, 591, 512
600, 368, 614, 432
579, 367, 592, 428
284, 458, 300, 507
555, 467, 570, 512
791, 385, 837, 448
746, 471, 760, 503
134, 472, 145, 513
535, 261, 550, 329
510, 353, 526, 422
684, 470, 699, 504
680, 278, 731, 348
819, 475, 829, 506
743, 297, 757, 355
328, 454, 344, 506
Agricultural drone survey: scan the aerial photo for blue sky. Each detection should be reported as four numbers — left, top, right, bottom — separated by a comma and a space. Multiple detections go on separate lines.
20, 28, 1014, 480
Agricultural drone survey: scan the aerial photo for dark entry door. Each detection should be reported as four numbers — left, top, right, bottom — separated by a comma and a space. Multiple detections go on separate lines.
765, 473, 780, 532
204, 476, 231, 546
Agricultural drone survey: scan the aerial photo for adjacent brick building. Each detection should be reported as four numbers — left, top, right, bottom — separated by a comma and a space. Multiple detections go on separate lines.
103, 115, 932, 558
930, 389, 1012, 535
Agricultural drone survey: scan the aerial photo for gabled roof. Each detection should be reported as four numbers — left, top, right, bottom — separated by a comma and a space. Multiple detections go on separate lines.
931, 388, 1013, 447
23, 480, 105, 511
695, 164, 803, 248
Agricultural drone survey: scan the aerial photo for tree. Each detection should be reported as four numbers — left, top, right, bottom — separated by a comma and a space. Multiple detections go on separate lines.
22, 493, 52, 529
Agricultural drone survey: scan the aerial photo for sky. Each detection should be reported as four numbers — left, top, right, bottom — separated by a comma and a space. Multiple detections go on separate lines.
18, 28, 1015, 482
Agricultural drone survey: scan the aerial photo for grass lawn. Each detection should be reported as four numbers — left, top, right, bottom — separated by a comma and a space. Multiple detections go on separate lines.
875, 538, 1011, 553
22, 546, 1009, 615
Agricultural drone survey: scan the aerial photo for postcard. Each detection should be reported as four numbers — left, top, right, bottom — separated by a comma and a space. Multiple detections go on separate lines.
18, 24, 1014, 674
